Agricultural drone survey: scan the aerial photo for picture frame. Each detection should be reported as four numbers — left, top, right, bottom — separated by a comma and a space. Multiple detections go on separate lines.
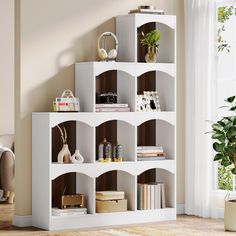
136, 91, 161, 112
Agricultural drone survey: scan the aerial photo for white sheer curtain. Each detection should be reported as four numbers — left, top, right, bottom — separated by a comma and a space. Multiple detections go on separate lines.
185, 0, 218, 217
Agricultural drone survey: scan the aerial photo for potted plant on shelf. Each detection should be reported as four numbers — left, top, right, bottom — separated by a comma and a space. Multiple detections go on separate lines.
210, 95, 236, 231
140, 29, 160, 63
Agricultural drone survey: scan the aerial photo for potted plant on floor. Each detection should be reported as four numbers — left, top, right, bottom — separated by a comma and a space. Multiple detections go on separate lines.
210, 95, 236, 231
140, 29, 160, 63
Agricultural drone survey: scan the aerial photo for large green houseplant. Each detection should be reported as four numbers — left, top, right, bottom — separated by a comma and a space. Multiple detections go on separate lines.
211, 96, 236, 174
140, 29, 160, 63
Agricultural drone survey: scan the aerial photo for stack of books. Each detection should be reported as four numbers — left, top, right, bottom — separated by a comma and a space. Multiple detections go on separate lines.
137, 146, 165, 161
129, 7, 164, 15
96, 191, 128, 213
96, 104, 130, 112
52, 207, 87, 216
137, 182, 166, 210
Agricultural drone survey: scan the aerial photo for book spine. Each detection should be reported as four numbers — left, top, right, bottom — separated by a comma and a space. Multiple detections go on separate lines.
147, 185, 151, 210
143, 184, 147, 210
156, 184, 161, 209
150, 184, 155, 210
161, 184, 166, 208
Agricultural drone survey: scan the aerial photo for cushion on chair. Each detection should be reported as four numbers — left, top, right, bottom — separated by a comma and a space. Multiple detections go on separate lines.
0, 134, 14, 151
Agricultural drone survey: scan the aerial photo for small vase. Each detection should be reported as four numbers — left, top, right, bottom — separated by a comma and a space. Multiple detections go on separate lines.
145, 46, 158, 63
71, 149, 84, 164
57, 144, 71, 164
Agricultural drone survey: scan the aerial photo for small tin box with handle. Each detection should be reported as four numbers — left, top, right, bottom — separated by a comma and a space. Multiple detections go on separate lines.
53, 90, 80, 112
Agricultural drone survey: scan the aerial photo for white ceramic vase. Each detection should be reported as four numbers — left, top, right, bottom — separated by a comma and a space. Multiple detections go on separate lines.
71, 149, 84, 164
57, 144, 71, 163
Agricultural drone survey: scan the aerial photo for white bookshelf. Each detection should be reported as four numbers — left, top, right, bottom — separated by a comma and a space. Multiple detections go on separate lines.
32, 14, 176, 230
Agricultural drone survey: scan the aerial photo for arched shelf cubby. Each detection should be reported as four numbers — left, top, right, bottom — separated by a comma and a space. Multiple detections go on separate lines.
96, 170, 136, 211
137, 119, 175, 160
52, 172, 95, 214
96, 119, 135, 162
137, 168, 175, 209
116, 14, 176, 63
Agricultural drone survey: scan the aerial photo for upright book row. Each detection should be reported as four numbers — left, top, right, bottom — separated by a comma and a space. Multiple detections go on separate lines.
137, 182, 166, 210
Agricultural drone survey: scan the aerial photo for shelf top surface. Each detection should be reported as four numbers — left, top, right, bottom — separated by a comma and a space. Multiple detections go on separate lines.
51, 160, 176, 179
32, 111, 176, 127
75, 62, 176, 77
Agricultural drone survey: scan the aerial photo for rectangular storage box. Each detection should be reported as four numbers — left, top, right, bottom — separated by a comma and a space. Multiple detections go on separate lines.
96, 199, 127, 213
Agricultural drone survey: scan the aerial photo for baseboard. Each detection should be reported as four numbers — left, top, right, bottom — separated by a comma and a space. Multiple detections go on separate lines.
12, 206, 184, 227
177, 204, 185, 215
12, 214, 32, 227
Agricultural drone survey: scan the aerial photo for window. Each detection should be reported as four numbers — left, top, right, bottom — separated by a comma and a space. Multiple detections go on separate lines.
216, 0, 236, 191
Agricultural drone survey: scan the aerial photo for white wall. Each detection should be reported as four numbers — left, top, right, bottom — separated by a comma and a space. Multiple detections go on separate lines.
0, 0, 14, 135
15, 0, 185, 216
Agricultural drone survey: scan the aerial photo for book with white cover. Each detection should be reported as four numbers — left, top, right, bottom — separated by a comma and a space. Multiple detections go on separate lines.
96, 104, 128, 108
137, 157, 165, 161
147, 184, 151, 210
161, 184, 166, 208
156, 184, 161, 209
96, 107, 130, 112
96, 191, 125, 201
137, 146, 163, 152
150, 184, 155, 210
52, 207, 87, 216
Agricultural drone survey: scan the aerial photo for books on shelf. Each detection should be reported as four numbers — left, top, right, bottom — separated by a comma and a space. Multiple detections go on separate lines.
137, 146, 166, 161
137, 157, 165, 161
129, 8, 165, 15
95, 104, 130, 112
137, 182, 166, 210
96, 191, 125, 201
52, 207, 87, 216
96, 104, 128, 108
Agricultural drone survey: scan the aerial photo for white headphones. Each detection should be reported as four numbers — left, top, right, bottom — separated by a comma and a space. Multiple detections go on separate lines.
97, 32, 118, 61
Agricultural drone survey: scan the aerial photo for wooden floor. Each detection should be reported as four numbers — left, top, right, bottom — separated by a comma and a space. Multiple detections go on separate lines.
0, 203, 235, 236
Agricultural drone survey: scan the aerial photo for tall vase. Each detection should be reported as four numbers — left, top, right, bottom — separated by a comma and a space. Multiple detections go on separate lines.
71, 149, 84, 164
57, 144, 71, 163
145, 46, 158, 63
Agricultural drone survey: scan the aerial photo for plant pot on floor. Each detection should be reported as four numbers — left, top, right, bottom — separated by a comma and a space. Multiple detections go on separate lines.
224, 193, 236, 231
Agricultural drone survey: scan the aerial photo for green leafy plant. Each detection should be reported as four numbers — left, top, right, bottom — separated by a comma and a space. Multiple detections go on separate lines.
217, 6, 236, 52
210, 96, 236, 174
140, 29, 160, 50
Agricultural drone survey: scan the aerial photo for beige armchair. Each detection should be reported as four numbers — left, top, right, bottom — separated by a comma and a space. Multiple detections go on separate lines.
0, 134, 15, 204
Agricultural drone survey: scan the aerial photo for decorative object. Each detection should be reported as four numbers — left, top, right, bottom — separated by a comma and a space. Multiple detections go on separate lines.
98, 138, 112, 162
144, 91, 161, 111
97, 32, 118, 61
210, 96, 236, 174
140, 29, 160, 63
71, 149, 84, 164
99, 92, 117, 104
60, 194, 85, 209
96, 191, 127, 213
57, 125, 71, 163
113, 144, 123, 162
53, 90, 80, 112
137, 91, 161, 112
